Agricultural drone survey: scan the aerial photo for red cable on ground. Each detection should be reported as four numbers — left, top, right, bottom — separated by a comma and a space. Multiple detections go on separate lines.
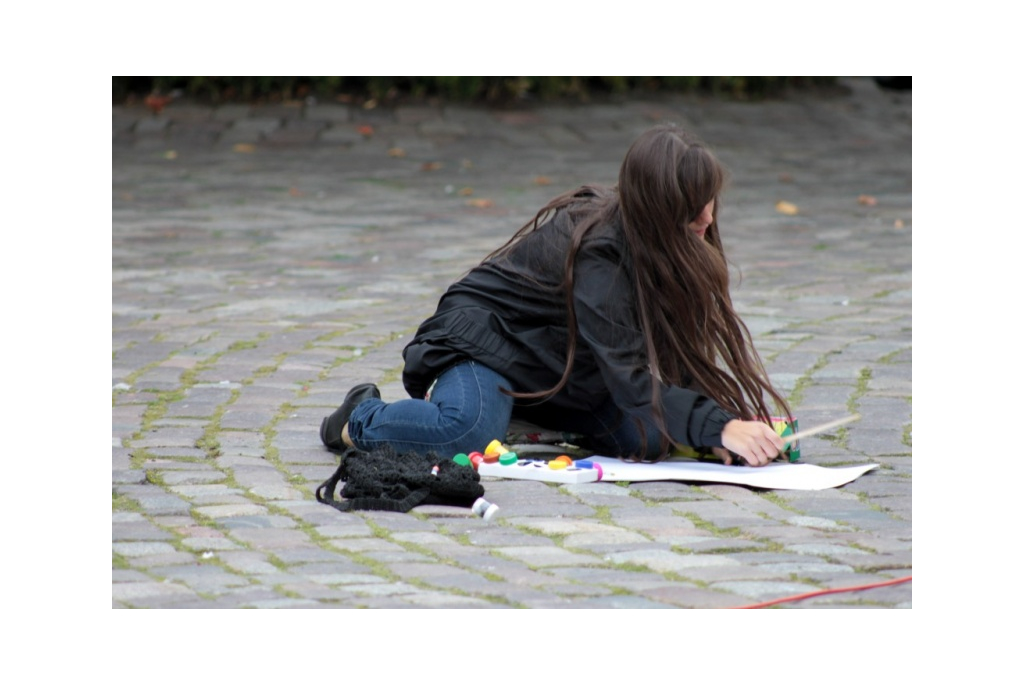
729, 575, 912, 609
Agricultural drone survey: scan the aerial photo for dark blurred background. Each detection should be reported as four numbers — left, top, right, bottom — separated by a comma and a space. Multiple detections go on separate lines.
113, 76, 909, 106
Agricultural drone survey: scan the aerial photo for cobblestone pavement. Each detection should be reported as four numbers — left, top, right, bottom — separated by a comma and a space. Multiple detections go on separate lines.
112, 77, 912, 608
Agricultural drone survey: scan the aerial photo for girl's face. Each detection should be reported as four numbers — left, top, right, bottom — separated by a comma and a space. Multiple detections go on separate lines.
688, 200, 715, 240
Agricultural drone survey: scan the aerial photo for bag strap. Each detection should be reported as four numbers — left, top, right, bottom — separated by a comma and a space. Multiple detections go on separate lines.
315, 459, 349, 509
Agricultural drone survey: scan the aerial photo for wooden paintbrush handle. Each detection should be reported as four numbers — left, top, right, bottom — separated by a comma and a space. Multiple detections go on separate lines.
783, 415, 861, 445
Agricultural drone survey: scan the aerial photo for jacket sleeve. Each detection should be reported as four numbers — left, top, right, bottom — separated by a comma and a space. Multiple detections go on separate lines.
571, 238, 735, 448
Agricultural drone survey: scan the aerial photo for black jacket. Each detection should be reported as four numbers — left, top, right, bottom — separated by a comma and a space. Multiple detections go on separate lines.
402, 209, 735, 449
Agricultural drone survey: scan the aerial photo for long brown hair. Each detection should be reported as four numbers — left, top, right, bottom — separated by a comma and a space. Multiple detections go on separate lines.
488, 124, 790, 456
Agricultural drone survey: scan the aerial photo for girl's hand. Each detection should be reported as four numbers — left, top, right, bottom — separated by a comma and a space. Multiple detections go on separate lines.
720, 419, 786, 467
711, 447, 734, 464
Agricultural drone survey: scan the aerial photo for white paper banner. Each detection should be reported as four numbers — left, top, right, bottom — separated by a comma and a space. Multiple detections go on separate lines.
586, 456, 878, 491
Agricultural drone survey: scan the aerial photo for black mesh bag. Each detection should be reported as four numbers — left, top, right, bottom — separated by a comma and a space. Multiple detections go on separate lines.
315, 444, 485, 514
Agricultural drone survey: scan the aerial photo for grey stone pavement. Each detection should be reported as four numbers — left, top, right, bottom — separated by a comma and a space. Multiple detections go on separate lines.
112, 77, 911, 608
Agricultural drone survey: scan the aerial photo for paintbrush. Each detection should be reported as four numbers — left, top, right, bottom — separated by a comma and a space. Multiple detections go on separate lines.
782, 414, 861, 447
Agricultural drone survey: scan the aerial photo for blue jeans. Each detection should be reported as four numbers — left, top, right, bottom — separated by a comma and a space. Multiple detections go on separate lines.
347, 361, 514, 456
347, 361, 664, 459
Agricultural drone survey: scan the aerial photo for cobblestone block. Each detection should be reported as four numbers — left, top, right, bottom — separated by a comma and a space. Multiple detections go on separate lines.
113, 469, 146, 484
142, 447, 209, 459
243, 597, 323, 609
489, 545, 603, 568
842, 550, 913, 572
219, 515, 297, 530
216, 551, 284, 575
112, 521, 175, 542
767, 372, 801, 392
149, 564, 251, 593
359, 550, 435, 564
112, 581, 196, 605
315, 522, 376, 539
758, 561, 856, 577
225, 527, 312, 549
606, 549, 741, 574
246, 484, 305, 500
158, 470, 226, 485
400, 593, 499, 608
551, 595, 674, 609
765, 350, 824, 375
113, 541, 177, 557
324, 536, 405, 554
563, 529, 652, 548
272, 547, 358, 564
663, 499, 767, 529
640, 585, 747, 608
125, 551, 198, 569
786, 515, 853, 530
113, 446, 132, 469
115, 485, 191, 515
194, 503, 268, 518
626, 482, 710, 501
166, 396, 233, 417
669, 562, 791, 585
181, 536, 243, 551
842, 476, 912, 498
112, 405, 147, 438
228, 466, 292, 493
616, 509, 697, 536
784, 543, 871, 557
847, 427, 910, 455
710, 580, 820, 600
219, 408, 275, 430
112, 569, 151, 583
664, 538, 769, 553
168, 483, 241, 498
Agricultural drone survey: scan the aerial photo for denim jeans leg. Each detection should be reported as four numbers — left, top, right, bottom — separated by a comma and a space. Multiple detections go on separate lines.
346, 361, 514, 456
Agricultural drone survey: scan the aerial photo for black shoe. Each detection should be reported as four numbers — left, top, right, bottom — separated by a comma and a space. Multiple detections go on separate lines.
320, 383, 381, 450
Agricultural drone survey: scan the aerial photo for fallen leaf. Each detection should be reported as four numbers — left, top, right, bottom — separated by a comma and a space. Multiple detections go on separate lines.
421, 161, 443, 171
233, 143, 256, 154
289, 187, 305, 197
778, 173, 794, 183
357, 125, 374, 137
387, 147, 407, 157
533, 176, 551, 186
775, 200, 799, 215
466, 199, 494, 208
363, 99, 378, 110
858, 194, 878, 206
163, 150, 178, 160
461, 159, 474, 169
894, 219, 905, 229
457, 187, 474, 196
145, 93, 173, 115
